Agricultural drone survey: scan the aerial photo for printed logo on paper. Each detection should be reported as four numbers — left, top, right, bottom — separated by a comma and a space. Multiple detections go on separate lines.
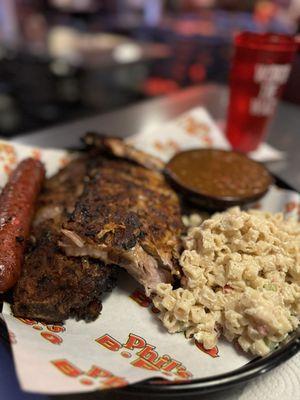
95, 332, 193, 381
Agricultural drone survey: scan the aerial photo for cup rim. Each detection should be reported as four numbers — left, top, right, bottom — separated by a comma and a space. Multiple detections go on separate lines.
235, 32, 297, 52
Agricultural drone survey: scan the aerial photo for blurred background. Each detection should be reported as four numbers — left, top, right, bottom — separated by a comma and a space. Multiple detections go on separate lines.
0, 0, 299, 138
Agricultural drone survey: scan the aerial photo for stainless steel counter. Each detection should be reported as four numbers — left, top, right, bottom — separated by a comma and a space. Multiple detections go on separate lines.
14, 83, 300, 191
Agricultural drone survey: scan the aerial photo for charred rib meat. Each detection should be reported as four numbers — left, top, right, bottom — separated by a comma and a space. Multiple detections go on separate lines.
12, 157, 118, 322
13, 133, 183, 322
60, 135, 183, 295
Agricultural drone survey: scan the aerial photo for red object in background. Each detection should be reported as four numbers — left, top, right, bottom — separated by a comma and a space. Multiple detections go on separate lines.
226, 32, 297, 152
143, 77, 179, 96
189, 63, 206, 83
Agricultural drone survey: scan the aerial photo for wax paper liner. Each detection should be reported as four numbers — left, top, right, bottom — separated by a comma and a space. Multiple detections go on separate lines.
0, 108, 297, 394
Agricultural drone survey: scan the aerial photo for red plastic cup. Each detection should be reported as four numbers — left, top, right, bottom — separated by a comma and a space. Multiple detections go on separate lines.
226, 32, 297, 152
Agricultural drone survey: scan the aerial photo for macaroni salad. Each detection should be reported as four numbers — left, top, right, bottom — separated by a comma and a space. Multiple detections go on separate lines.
153, 208, 300, 356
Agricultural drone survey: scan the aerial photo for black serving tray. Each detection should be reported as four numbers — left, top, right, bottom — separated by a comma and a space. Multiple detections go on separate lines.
0, 173, 299, 398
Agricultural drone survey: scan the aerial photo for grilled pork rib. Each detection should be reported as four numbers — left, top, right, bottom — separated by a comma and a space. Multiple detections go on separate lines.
13, 157, 118, 322
13, 133, 183, 323
84, 132, 165, 171
60, 135, 183, 295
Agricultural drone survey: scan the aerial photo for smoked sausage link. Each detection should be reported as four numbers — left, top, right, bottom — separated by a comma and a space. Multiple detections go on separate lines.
0, 158, 45, 292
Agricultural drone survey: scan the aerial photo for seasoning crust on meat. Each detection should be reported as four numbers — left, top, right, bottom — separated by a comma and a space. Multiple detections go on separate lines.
13, 133, 183, 322
12, 221, 118, 322
61, 135, 183, 294
13, 156, 118, 323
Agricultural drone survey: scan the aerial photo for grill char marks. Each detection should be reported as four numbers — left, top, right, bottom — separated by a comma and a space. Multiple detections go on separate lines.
12, 221, 118, 322
13, 133, 183, 320
61, 137, 183, 295
12, 157, 118, 323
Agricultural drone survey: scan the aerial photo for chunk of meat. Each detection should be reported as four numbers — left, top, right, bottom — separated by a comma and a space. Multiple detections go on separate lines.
12, 221, 118, 322
60, 151, 183, 295
13, 156, 118, 322
83, 132, 165, 171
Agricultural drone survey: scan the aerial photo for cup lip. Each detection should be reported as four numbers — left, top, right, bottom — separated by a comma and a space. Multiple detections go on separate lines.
235, 31, 298, 52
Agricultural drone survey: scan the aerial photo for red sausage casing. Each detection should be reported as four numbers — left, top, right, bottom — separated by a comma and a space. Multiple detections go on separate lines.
0, 158, 45, 292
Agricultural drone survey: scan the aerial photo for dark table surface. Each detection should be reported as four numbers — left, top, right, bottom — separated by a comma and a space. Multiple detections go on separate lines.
1, 83, 299, 400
